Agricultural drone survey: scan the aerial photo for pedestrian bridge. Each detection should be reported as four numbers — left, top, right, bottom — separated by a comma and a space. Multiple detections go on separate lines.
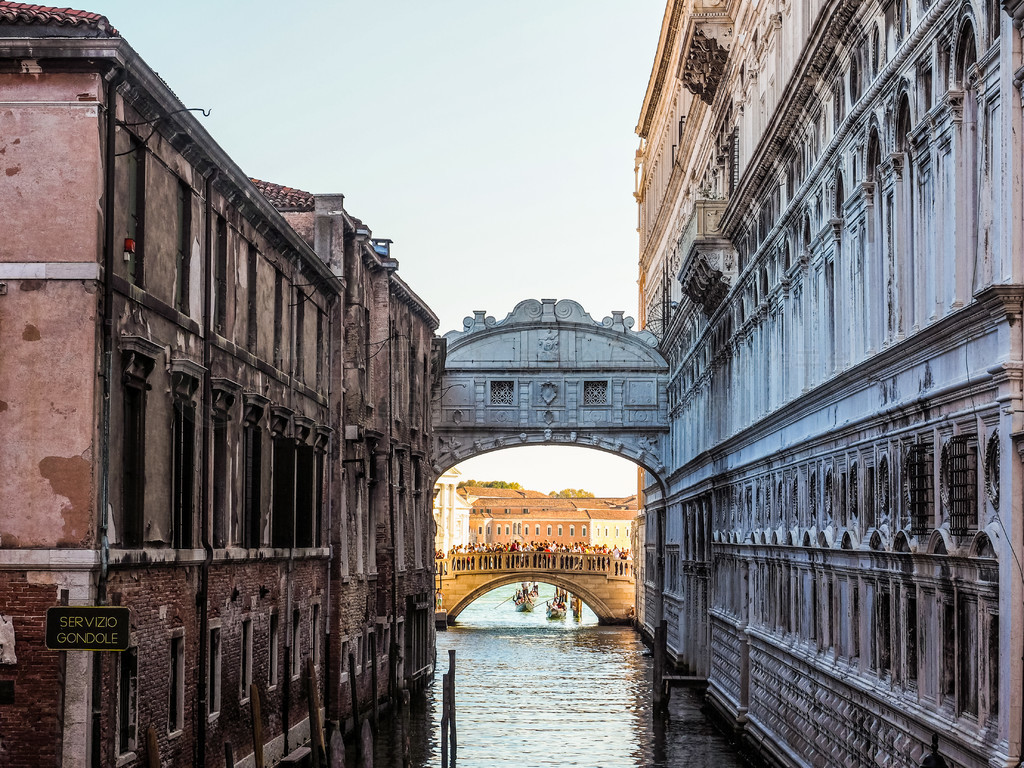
436, 551, 636, 624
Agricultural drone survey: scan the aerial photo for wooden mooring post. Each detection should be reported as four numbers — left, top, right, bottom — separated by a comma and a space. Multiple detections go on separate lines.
440, 672, 450, 768
447, 649, 457, 763
653, 619, 668, 710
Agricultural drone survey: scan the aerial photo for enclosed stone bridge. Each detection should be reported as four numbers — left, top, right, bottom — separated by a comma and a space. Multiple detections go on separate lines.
432, 298, 670, 477
436, 551, 636, 624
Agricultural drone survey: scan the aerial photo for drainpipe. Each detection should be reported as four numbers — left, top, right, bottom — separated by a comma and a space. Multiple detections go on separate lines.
196, 168, 218, 768
92, 64, 125, 768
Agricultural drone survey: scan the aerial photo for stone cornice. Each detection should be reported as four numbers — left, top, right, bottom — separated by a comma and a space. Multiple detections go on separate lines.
637, 0, 686, 140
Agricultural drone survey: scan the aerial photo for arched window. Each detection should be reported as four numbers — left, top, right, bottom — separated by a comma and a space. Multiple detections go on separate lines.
835, 169, 845, 217
895, 95, 912, 153
866, 127, 881, 182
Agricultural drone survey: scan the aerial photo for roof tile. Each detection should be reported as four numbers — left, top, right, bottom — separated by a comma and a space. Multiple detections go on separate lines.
0, 2, 117, 35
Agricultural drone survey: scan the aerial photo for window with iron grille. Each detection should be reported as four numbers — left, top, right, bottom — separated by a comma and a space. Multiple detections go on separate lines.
583, 380, 608, 406
907, 443, 933, 536
490, 380, 515, 406
944, 435, 977, 536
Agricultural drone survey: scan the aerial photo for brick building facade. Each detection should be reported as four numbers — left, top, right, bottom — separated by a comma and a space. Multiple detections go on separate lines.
0, 5, 438, 767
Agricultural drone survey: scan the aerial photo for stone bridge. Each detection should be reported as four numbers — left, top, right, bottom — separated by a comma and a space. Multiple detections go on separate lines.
436, 552, 636, 624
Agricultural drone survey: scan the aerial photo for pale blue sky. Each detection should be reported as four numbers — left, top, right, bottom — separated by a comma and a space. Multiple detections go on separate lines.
89, 0, 665, 496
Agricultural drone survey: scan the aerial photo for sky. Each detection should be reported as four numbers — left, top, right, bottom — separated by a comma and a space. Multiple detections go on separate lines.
88, 0, 666, 497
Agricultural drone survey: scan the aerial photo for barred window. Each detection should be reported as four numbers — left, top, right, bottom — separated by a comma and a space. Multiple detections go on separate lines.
490, 380, 515, 406
583, 380, 608, 406
907, 443, 933, 536
943, 436, 977, 537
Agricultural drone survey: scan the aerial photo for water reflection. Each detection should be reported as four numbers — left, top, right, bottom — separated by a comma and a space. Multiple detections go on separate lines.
373, 584, 751, 768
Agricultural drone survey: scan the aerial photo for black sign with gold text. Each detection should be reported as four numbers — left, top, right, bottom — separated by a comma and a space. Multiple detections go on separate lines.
45, 606, 130, 651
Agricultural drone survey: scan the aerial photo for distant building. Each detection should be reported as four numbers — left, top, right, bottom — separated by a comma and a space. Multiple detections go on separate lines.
432, 467, 471, 554
462, 487, 637, 549
0, 5, 438, 768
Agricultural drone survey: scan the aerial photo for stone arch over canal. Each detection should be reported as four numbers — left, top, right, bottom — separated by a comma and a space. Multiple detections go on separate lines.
432, 298, 670, 477
437, 551, 637, 624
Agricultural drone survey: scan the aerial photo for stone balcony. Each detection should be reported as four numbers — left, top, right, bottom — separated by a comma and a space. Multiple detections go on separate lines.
677, 198, 736, 315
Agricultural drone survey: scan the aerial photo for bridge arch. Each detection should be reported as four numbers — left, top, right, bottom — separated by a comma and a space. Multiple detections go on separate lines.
437, 552, 636, 625
446, 573, 615, 623
432, 298, 670, 478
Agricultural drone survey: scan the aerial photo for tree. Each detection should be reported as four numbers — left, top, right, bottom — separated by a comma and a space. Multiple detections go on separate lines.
549, 488, 595, 498
457, 479, 523, 490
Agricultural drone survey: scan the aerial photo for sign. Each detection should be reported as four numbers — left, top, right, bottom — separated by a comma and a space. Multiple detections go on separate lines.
45, 606, 130, 652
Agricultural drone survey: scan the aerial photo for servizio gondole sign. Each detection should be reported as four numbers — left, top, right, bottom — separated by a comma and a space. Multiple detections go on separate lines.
45, 606, 130, 652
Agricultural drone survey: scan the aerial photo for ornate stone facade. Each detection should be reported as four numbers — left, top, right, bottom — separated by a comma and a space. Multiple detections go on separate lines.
636, 1, 1024, 767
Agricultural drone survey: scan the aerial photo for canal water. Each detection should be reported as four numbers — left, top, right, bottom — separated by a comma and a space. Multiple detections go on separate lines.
373, 583, 754, 768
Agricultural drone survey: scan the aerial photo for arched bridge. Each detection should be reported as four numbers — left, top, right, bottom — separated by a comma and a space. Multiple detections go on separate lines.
436, 551, 636, 625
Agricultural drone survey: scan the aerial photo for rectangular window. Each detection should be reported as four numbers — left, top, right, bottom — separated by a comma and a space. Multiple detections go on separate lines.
311, 604, 321, 668
907, 593, 918, 683
240, 618, 252, 701
215, 216, 228, 334
315, 310, 325, 389
168, 634, 184, 733
247, 243, 258, 353
174, 179, 191, 314
118, 647, 138, 754
295, 445, 315, 548
272, 437, 296, 548
212, 413, 228, 548
292, 609, 302, 678
273, 271, 285, 370
294, 290, 305, 380
489, 380, 515, 406
583, 380, 609, 406
125, 138, 145, 287
243, 423, 262, 548
958, 597, 978, 715
269, 613, 279, 688
208, 626, 221, 716
171, 399, 195, 549
941, 599, 955, 699
877, 587, 892, 676
122, 385, 146, 547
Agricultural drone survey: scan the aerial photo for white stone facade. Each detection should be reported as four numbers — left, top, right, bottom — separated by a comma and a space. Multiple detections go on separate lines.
636, 1, 1024, 767
433, 467, 471, 554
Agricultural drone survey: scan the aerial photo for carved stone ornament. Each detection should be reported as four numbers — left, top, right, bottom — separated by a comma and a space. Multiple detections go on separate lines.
538, 330, 559, 360
682, 27, 732, 105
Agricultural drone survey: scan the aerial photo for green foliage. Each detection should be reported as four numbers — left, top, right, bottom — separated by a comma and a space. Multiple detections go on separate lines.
548, 488, 595, 498
457, 480, 523, 490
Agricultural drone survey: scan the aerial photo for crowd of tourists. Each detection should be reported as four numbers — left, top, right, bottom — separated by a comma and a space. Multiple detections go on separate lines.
436, 541, 630, 559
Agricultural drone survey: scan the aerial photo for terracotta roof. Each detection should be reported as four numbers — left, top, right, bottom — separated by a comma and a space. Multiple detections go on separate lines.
250, 178, 315, 212
0, 2, 117, 35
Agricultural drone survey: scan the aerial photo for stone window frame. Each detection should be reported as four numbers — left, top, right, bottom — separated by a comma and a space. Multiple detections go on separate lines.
489, 379, 516, 406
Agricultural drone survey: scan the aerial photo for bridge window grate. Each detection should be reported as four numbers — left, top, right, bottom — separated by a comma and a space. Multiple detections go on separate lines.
490, 380, 515, 405
583, 380, 609, 405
